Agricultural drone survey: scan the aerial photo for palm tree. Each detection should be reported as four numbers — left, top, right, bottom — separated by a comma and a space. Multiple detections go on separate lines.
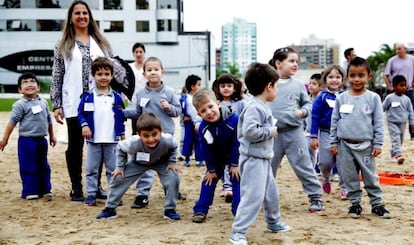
216, 62, 241, 79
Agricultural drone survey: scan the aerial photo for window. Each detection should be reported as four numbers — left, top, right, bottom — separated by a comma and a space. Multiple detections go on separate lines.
37, 0, 61, 8
103, 21, 123, 32
157, 0, 176, 9
104, 0, 122, 10
136, 21, 149, 32
37, 19, 62, 31
157, 19, 177, 32
136, 0, 148, 9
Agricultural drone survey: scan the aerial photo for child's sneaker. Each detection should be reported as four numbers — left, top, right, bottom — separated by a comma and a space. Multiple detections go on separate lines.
84, 195, 97, 206
96, 207, 117, 219
192, 212, 207, 223
308, 200, 324, 212
229, 235, 247, 245
267, 220, 292, 233
371, 205, 391, 219
348, 203, 362, 218
195, 161, 205, 167
340, 188, 348, 200
183, 160, 191, 167
131, 195, 148, 209
396, 155, 405, 165
26, 195, 39, 200
322, 179, 331, 194
224, 190, 233, 203
164, 209, 181, 220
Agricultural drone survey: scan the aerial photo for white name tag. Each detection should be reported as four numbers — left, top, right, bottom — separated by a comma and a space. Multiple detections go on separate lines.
136, 152, 150, 162
326, 99, 335, 108
31, 105, 42, 114
203, 130, 214, 144
84, 103, 94, 111
391, 102, 401, 107
140, 98, 150, 107
339, 104, 354, 114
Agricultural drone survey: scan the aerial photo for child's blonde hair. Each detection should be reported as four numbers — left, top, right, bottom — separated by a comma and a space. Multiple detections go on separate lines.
192, 88, 217, 110
143, 56, 164, 71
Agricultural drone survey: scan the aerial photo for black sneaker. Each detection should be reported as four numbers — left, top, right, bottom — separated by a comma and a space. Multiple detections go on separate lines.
348, 203, 362, 218
96, 186, 107, 200
96, 207, 117, 219
371, 205, 391, 219
164, 209, 181, 220
70, 189, 84, 202
131, 195, 149, 209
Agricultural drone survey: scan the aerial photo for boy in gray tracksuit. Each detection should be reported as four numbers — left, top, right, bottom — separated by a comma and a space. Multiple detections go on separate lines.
96, 113, 181, 220
230, 63, 291, 245
330, 57, 390, 219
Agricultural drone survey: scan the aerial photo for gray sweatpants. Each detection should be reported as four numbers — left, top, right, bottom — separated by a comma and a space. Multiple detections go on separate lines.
387, 121, 406, 157
85, 142, 116, 196
272, 127, 322, 200
318, 131, 345, 189
338, 140, 384, 205
106, 161, 180, 210
231, 154, 280, 238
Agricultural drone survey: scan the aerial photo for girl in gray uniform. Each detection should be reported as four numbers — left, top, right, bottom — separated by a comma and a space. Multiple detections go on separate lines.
268, 47, 323, 212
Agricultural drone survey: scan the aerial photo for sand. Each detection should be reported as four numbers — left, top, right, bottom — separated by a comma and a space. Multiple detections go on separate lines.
0, 111, 413, 245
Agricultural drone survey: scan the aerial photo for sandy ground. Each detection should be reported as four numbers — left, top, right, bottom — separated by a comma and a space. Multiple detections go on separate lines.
0, 111, 413, 245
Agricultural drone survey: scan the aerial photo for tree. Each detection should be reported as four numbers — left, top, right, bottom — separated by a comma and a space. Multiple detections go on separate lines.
215, 62, 241, 79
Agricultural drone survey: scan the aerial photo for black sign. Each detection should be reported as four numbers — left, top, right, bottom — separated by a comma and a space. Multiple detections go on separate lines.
0, 50, 54, 76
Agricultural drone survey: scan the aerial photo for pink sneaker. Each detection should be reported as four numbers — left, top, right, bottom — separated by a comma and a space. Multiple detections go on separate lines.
322, 179, 331, 194
340, 189, 348, 200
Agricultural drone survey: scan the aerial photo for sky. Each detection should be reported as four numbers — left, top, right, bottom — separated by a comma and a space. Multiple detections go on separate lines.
183, 0, 413, 64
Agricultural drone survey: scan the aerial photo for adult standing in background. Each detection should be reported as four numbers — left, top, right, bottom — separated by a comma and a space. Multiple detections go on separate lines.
129, 42, 147, 134
341, 47, 356, 90
384, 42, 414, 140
50, 0, 112, 201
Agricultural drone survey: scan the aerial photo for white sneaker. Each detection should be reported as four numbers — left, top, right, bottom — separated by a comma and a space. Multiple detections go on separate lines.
26, 195, 39, 200
229, 237, 247, 245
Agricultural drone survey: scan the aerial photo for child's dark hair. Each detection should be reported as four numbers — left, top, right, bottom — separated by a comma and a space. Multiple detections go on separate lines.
321, 65, 345, 85
91, 57, 113, 76
185, 74, 201, 92
348, 56, 371, 75
392, 75, 407, 88
136, 112, 162, 133
132, 42, 146, 53
268, 47, 296, 69
244, 62, 279, 96
211, 74, 243, 101
17, 72, 38, 88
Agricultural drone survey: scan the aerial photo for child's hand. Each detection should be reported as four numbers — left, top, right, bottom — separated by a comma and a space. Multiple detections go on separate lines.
166, 163, 180, 174
50, 135, 57, 147
229, 166, 240, 181
372, 147, 382, 157
310, 138, 318, 150
111, 168, 125, 180
160, 99, 171, 111
271, 127, 278, 138
82, 126, 92, 139
203, 172, 217, 186
296, 110, 304, 119
0, 139, 7, 151
330, 146, 338, 156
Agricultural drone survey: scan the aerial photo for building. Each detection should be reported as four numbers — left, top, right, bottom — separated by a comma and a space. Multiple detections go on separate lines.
220, 18, 256, 74
291, 34, 339, 69
0, 0, 215, 92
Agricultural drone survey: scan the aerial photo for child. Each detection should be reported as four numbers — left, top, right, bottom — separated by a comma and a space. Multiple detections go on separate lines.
123, 56, 182, 209
305, 73, 323, 176
212, 74, 246, 202
230, 63, 291, 245
191, 88, 241, 223
268, 47, 324, 212
96, 112, 181, 220
382, 74, 414, 164
330, 57, 390, 219
0, 72, 56, 199
309, 65, 348, 200
180, 74, 203, 167
78, 57, 126, 206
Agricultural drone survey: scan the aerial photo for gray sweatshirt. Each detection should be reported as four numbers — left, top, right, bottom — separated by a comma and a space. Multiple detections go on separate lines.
238, 97, 277, 159
267, 77, 311, 130
330, 90, 384, 149
116, 133, 177, 170
382, 93, 414, 124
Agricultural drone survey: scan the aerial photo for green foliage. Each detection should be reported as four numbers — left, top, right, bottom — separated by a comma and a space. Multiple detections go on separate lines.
216, 62, 241, 79
38, 77, 51, 93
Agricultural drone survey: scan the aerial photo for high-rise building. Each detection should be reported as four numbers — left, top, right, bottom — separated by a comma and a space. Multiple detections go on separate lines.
0, 0, 215, 92
291, 34, 339, 69
220, 18, 256, 74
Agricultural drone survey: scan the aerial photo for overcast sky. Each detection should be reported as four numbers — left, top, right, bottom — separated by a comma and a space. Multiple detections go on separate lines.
183, 0, 412, 63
